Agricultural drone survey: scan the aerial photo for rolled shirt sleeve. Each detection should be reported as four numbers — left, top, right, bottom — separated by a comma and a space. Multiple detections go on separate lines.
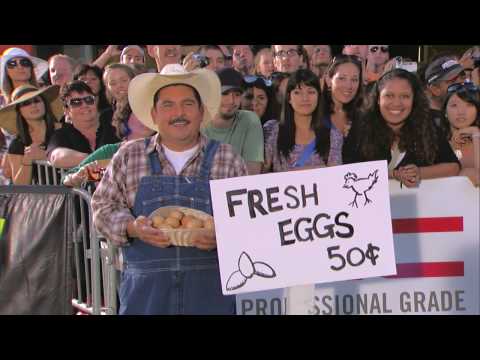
91, 148, 135, 247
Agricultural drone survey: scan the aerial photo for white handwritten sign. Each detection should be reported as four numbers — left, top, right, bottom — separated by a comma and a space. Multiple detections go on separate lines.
210, 160, 397, 295
236, 177, 480, 315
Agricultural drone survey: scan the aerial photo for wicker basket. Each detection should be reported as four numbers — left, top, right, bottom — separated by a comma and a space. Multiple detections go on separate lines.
149, 206, 214, 247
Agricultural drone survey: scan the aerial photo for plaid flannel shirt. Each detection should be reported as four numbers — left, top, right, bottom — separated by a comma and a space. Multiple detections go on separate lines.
91, 134, 248, 246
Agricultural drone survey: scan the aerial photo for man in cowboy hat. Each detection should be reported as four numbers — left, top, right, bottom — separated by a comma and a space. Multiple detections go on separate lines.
91, 64, 247, 315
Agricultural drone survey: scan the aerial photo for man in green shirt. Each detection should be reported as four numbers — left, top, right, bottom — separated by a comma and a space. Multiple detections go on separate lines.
202, 68, 264, 175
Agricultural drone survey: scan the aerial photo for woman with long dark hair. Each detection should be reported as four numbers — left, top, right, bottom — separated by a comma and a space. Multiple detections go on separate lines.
343, 69, 460, 187
0, 85, 63, 185
320, 54, 364, 165
443, 82, 480, 186
244, 76, 281, 126
263, 69, 332, 172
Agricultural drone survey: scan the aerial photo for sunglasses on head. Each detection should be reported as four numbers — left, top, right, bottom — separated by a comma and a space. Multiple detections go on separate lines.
447, 82, 479, 94
370, 46, 389, 53
244, 75, 272, 87
333, 54, 363, 64
67, 95, 96, 108
6, 58, 33, 69
18, 96, 42, 107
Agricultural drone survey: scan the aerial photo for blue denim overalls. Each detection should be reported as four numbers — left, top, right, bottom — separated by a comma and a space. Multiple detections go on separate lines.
119, 138, 235, 315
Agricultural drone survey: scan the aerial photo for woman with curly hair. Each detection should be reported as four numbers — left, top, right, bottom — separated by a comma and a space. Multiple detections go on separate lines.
343, 69, 460, 187
263, 69, 332, 173
443, 82, 480, 186
320, 54, 364, 166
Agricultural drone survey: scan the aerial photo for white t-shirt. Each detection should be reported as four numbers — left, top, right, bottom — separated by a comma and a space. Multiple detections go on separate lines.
162, 144, 200, 175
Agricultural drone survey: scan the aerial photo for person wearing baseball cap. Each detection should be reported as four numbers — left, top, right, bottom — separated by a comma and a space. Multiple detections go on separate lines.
202, 67, 264, 175
425, 55, 467, 136
91, 64, 247, 315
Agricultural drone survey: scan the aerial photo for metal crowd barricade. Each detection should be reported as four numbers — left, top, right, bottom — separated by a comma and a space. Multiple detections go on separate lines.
33, 160, 68, 186
28, 160, 118, 315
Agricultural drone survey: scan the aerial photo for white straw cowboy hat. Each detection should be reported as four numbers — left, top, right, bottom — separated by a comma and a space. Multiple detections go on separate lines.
0, 84, 63, 135
128, 64, 221, 131
0, 47, 49, 90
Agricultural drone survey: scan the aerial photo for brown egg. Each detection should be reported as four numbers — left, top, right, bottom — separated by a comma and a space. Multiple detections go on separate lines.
168, 210, 184, 221
203, 218, 215, 231
159, 224, 173, 230
183, 218, 203, 229
152, 215, 165, 229
164, 217, 180, 228
181, 215, 196, 227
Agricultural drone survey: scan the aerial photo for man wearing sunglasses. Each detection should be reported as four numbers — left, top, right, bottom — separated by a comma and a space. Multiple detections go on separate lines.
202, 68, 264, 175
425, 56, 467, 136
365, 45, 390, 84
47, 81, 119, 168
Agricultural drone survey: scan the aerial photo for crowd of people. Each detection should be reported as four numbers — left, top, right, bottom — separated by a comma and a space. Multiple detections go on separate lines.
0, 44, 479, 315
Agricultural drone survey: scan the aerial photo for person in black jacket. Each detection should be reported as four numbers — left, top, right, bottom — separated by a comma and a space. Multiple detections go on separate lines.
343, 69, 460, 188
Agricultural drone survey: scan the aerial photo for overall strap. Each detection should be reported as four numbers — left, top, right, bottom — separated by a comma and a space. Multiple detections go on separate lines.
294, 138, 317, 168
145, 137, 163, 175
199, 140, 220, 179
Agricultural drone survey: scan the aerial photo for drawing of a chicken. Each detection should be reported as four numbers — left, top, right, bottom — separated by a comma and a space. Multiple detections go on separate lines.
343, 170, 379, 208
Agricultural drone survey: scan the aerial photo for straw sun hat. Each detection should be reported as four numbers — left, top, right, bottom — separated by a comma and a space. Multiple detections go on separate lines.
128, 64, 221, 131
0, 85, 63, 135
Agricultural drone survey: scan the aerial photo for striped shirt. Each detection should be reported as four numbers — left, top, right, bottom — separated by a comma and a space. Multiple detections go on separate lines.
91, 133, 248, 246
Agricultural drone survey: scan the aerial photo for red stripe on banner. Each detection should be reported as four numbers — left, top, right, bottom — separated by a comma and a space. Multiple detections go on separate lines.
384, 261, 464, 279
392, 217, 463, 234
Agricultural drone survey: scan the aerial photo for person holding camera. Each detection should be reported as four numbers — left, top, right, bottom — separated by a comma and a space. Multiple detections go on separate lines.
182, 45, 227, 73
232, 45, 255, 76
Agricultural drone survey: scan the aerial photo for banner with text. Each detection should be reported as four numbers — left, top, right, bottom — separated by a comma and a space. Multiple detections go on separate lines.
235, 177, 480, 315
210, 160, 397, 295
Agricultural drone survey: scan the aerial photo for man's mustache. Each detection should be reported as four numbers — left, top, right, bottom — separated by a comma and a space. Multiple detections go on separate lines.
169, 117, 190, 125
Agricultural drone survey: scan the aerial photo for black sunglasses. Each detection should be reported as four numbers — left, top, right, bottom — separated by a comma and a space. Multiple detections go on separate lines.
6, 58, 33, 69
447, 82, 479, 94
19, 96, 42, 107
270, 71, 291, 80
244, 75, 272, 87
370, 46, 389, 53
67, 95, 96, 108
